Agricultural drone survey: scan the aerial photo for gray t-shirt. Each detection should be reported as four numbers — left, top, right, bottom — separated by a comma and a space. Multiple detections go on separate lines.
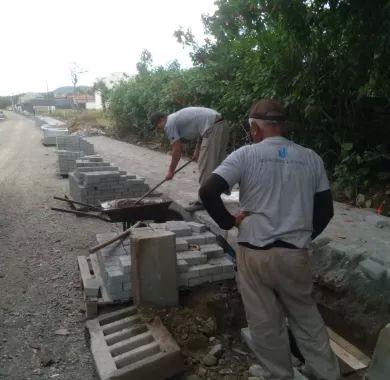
214, 136, 330, 248
164, 107, 220, 143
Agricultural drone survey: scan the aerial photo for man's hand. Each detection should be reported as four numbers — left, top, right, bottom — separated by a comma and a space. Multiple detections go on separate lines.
165, 170, 175, 180
234, 210, 250, 227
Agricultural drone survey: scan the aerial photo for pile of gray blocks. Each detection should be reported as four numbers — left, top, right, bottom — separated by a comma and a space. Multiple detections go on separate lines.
69, 155, 149, 205
95, 238, 131, 302
41, 125, 69, 146
56, 135, 95, 175
95, 221, 235, 302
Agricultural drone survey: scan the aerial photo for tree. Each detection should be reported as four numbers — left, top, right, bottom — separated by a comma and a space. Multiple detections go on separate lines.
136, 50, 153, 76
69, 62, 87, 94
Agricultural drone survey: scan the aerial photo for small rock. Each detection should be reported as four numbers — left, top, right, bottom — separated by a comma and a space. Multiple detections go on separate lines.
232, 347, 247, 355
249, 364, 267, 378
40, 356, 54, 367
55, 328, 70, 336
365, 199, 372, 208
197, 366, 207, 377
356, 193, 365, 206
199, 317, 216, 336
208, 343, 223, 358
219, 368, 233, 375
202, 354, 218, 367
249, 377, 262, 380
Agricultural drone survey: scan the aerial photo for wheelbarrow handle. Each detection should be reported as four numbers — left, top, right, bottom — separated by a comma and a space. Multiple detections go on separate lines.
53, 196, 102, 211
134, 159, 194, 205
88, 221, 142, 253
51, 207, 109, 222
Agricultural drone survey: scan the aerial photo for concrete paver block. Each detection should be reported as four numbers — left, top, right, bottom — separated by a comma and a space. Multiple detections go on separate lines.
177, 251, 207, 265
187, 222, 207, 233
131, 230, 178, 307
176, 238, 189, 252
200, 244, 224, 259
86, 306, 184, 380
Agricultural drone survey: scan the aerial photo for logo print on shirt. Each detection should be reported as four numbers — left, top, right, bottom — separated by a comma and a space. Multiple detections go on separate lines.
278, 147, 288, 159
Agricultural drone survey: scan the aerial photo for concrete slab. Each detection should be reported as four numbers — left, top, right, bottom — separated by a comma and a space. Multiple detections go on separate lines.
131, 230, 178, 307
86, 306, 184, 380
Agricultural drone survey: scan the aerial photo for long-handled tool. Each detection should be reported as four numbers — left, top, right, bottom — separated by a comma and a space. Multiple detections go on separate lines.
89, 221, 142, 253
88, 159, 194, 253
133, 159, 194, 205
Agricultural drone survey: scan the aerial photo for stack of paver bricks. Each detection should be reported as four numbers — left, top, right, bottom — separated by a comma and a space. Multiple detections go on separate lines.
56, 135, 95, 175
69, 155, 150, 205
41, 125, 69, 146
94, 221, 235, 302
95, 237, 131, 301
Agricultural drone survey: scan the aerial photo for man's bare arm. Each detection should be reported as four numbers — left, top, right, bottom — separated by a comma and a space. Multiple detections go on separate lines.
166, 140, 182, 180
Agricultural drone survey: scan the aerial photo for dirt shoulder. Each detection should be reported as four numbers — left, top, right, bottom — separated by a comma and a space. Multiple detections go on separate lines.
0, 112, 121, 379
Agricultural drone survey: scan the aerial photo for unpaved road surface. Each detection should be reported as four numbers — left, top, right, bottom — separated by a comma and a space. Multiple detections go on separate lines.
0, 112, 118, 379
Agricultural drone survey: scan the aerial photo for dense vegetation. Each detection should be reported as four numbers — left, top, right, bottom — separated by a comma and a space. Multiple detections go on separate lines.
108, 0, 390, 202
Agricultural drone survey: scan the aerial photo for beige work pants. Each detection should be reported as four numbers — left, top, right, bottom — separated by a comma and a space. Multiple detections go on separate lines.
198, 120, 230, 187
237, 246, 340, 380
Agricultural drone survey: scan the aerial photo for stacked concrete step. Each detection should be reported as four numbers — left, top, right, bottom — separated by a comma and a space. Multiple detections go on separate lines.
94, 221, 235, 302
41, 124, 69, 145
69, 155, 149, 205
86, 306, 183, 380
56, 135, 95, 175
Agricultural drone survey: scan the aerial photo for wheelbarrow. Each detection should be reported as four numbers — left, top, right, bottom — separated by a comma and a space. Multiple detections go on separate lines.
51, 196, 175, 230
51, 159, 193, 229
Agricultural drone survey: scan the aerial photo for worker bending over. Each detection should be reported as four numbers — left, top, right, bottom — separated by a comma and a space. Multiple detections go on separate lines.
151, 107, 229, 210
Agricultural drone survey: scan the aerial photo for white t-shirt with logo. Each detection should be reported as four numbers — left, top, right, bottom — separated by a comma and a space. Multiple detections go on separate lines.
164, 107, 220, 143
213, 137, 330, 248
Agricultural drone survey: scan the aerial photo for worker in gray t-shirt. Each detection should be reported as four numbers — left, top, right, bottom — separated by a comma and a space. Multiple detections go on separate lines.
199, 99, 341, 380
150, 107, 229, 208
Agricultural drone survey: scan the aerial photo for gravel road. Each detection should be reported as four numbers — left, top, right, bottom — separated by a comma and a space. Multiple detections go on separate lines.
0, 112, 119, 379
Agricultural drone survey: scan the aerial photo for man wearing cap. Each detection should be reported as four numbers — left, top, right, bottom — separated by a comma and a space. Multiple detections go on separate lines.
150, 107, 229, 208
199, 99, 340, 380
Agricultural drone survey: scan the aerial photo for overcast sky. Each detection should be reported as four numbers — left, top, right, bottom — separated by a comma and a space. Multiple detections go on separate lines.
0, 0, 216, 96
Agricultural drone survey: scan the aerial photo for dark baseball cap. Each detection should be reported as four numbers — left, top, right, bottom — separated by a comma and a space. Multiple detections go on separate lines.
249, 99, 287, 121
149, 112, 167, 130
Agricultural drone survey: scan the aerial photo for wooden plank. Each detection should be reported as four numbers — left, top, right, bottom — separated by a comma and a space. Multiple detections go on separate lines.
78, 255, 92, 286
328, 328, 370, 370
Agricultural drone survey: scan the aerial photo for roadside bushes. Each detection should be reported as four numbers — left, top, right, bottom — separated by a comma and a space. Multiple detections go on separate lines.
108, 0, 390, 204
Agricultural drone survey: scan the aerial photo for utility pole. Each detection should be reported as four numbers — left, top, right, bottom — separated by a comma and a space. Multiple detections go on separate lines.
46, 81, 51, 114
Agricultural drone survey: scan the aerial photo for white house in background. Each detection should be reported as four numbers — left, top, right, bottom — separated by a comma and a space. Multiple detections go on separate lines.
92, 72, 128, 110
92, 91, 103, 110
